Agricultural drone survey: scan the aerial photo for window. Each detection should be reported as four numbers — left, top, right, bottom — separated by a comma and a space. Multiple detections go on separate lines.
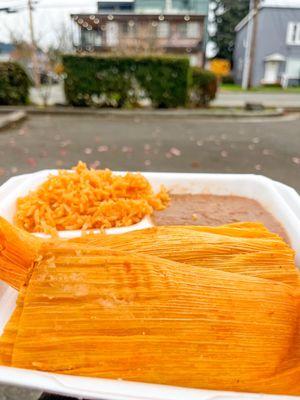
178, 22, 200, 38
106, 22, 119, 46
82, 30, 102, 46
286, 22, 300, 45
286, 58, 300, 78
121, 21, 136, 37
157, 21, 170, 38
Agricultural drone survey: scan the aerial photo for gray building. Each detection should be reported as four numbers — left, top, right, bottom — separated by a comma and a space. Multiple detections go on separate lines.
234, 0, 300, 87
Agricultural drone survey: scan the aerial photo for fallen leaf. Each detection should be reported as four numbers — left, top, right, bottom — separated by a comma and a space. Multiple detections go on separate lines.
292, 157, 300, 165
60, 140, 71, 148
84, 147, 93, 155
26, 157, 37, 168
122, 146, 133, 153
90, 160, 101, 169
190, 161, 200, 168
40, 150, 48, 158
18, 128, 26, 136
97, 145, 109, 152
262, 149, 272, 156
169, 147, 181, 156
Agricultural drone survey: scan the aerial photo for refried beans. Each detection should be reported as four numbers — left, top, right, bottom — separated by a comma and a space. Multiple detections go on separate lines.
153, 194, 288, 242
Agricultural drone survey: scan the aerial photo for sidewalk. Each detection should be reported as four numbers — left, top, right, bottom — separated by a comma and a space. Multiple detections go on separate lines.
0, 111, 27, 130
0, 105, 284, 119
213, 90, 300, 110
29, 84, 300, 111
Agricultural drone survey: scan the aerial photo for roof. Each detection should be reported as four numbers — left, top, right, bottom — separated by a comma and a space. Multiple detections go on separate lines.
72, 13, 204, 26
262, 0, 300, 7
264, 53, 286, 62
235, 0, 300, 32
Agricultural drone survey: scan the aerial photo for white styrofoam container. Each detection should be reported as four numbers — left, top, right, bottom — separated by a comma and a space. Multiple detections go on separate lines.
0, 170, 299, 400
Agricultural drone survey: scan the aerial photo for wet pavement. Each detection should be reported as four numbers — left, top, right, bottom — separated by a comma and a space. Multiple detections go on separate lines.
0, 113, 300, 191
1, 112, 300, 399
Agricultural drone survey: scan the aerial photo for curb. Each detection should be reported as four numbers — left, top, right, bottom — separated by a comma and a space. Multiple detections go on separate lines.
0, 111, 27, 131
0, 106, 284, 119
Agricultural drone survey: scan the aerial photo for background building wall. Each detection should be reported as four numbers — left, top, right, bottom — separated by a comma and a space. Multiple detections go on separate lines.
252, 7, 300, 86
234, 7, 300, 86
135, 0, 209, 14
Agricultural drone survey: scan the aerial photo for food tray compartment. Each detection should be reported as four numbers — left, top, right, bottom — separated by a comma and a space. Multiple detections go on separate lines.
0, 171, 299, 400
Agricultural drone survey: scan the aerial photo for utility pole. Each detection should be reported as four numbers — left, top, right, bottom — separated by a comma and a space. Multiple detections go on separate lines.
248, 0, 259, 88
165, 0, 172, 12
242, 0, 259, 90
28, 0, 40, 87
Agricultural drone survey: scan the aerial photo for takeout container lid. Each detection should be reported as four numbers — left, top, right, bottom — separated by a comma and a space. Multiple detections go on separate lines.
0, 170, 299, 400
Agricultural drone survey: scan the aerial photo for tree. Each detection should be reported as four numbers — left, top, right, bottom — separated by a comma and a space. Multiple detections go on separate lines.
210, 0, 250, 64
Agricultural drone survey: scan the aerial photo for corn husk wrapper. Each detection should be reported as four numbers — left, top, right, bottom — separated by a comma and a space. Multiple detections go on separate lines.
0, 218, 299, 395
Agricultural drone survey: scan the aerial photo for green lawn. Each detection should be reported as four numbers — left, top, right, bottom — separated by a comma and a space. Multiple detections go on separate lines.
221, 83, 300, 93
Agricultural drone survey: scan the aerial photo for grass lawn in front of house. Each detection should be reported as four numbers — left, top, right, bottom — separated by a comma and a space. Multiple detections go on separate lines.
221, 83, 300, 93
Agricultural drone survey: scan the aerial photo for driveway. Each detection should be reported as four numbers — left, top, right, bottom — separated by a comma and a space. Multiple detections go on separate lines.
213, 90, 300, 108
0, 113, 300, 190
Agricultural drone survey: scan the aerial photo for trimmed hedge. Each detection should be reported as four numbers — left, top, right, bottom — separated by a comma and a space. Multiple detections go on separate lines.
0, 62, 31, 105
63, 55, 190, 108
190, 67, 218, 107
63, 55, 218, 108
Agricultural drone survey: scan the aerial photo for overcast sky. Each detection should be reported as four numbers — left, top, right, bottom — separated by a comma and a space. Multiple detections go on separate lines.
0, 0, 99, 48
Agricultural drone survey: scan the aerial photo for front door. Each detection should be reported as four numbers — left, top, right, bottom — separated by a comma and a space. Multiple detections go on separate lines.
106, 22, 119, 47
264, 61, 279, 84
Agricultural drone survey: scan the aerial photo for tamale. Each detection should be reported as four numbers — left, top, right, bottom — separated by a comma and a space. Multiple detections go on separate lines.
0, 218, 42, 290
0, 218, 299, 395
71, 225, 300, 286
0, 289, 25, 365
5, 245, 300, 396
0, 217, 298, 289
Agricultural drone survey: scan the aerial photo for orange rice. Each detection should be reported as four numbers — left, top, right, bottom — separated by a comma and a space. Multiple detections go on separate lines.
15, 162, 170, 234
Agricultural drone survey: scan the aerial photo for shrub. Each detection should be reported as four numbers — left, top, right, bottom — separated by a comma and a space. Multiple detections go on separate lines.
62, 55, 190, 108
0, 62, 31, 105
134, 56, 190, 108
222, 74, 235, 84
190, 68, 218, 107
261, 83, 282, 88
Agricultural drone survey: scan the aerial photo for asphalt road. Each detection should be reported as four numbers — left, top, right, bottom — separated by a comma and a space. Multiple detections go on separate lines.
0, 113, 300, 190
1, 112, 300, 399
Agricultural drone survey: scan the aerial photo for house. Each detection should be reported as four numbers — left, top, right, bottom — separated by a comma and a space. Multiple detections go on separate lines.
71, 0, 209, 66
234, 0, 300, 87
0, 42, 15, 62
